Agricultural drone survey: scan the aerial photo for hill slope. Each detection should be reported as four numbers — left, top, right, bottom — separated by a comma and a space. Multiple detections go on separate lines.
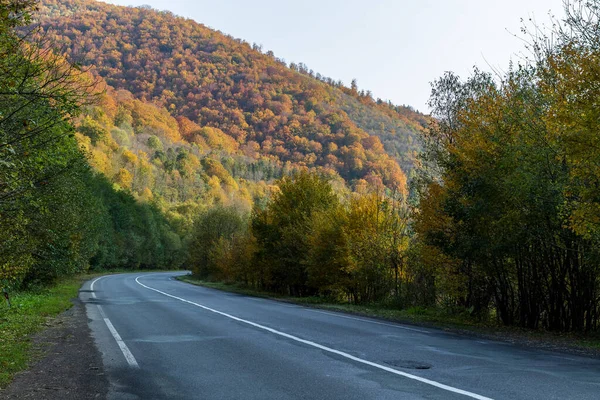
37, 0, 425, 191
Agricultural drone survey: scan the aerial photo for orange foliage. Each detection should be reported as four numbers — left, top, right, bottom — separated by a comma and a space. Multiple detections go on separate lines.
37, 0, 415, 189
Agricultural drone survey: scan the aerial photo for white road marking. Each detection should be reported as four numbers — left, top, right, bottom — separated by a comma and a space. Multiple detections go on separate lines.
135, 275, 493, 400
308, 309, 430, 334
90, 276, 106, 298
102, 315, 140, 368
89, 276, 139, 368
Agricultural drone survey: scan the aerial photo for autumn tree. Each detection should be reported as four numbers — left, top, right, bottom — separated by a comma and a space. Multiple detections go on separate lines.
414, 1, 600, 331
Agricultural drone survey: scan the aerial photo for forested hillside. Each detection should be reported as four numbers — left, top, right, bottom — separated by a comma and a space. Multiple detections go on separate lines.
2, 0, 425, 291
36, 0, 425, 187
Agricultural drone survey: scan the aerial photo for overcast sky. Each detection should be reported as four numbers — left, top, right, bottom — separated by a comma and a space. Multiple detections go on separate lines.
101, 0, 565, 111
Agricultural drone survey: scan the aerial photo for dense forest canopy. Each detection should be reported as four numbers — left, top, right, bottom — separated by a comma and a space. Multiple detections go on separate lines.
35, 0, 427, 189
414, 1, 600, 332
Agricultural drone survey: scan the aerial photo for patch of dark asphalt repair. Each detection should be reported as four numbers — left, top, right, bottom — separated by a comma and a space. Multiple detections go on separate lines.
0, 297, 108, 400
384, 360, 432, 370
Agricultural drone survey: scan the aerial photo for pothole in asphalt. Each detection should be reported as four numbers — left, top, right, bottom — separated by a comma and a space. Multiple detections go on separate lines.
384, 360, 432, 370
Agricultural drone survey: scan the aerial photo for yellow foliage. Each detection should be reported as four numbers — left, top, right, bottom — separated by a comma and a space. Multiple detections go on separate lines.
114, 168, 133, 190
122, 149, 138, 165
140, 187, 154, 202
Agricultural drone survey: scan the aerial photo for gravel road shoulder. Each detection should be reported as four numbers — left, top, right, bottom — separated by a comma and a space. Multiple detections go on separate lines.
0, 297, 107, 400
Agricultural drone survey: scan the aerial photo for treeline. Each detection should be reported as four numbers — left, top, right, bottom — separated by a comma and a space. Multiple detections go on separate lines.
0, 2, 184, 290
189, 172, 411, 303
78, 85, 292, 210
415, 1, 600, 332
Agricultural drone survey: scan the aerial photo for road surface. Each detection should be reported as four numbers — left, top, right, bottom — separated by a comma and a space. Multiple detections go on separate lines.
81, 272, 600, 399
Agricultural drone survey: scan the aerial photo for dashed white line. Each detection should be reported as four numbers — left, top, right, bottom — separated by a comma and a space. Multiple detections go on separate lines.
102, 316, 139, 367
308, 309, 430, 333
135, 275, 493, 400
89, 276, 139, 368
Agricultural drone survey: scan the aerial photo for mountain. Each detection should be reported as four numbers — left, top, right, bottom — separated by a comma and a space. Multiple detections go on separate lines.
35, 0, 426, 195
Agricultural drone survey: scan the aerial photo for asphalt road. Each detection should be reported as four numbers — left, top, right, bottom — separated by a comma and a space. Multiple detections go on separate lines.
81, 272, 600, 400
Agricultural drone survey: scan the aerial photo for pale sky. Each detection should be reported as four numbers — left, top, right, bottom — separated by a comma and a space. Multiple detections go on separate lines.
101, 0, 565, 112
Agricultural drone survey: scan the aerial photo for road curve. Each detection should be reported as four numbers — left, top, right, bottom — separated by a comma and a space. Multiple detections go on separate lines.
81, 272, 600, 400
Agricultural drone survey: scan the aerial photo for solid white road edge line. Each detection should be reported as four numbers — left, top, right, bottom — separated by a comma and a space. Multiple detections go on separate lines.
90, 276, 106, 299
89, 276, 140, 368
308, 309, 430, 333
135, 275, 493, 400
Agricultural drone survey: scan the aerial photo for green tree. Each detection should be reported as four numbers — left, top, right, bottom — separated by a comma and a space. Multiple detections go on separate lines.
189, 205, 248, 280
0, 0, 94, 286
252, 171, 339, 295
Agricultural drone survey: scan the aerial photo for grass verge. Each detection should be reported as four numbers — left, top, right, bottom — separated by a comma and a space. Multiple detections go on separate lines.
176, 276, 491, 329
0, 269, 180, 389
0, 275, 86, 388
177, 275, 600, 354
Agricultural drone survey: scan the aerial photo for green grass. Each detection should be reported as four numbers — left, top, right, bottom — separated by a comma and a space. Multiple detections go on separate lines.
301, 303, 480, 328
177, 276, 483, 329
576, 335, 600, 350
178, 275, 600, 352
177, 276, 285, 299
0, 276, 85, 388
